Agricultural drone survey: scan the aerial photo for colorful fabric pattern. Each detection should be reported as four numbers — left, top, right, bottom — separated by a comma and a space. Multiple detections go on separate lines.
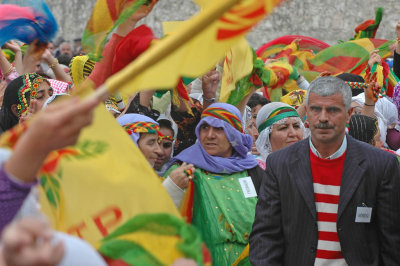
179, 167, 256, 265
0, 0, 58, 46
17, 73, 44, 117
48, 79, 69, 95
99, 213, 211, 266
82, 0, 157, 61
256, 35, 330, 59
69, 55, 95, 86
257, 106, 299, 133
122, 121, 161, 136
345, 81, 369, 90
201, 107, 244, 133
350, 7, 383, 40
257, 37, 399, 98
159, 135, 174, 142
280, 89, 307, 107
221, 48, 299, 104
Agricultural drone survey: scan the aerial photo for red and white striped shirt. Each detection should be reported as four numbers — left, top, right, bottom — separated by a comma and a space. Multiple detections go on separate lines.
310, 137, 347, 265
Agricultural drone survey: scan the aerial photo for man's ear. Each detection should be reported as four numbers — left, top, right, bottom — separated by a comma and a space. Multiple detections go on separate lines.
346, 107, 354, 123
11, 104, 19, 117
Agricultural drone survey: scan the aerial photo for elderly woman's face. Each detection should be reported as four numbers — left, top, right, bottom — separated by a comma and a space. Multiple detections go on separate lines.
269, 117, 303, 152
138, 133, 163, 167
199, 123, 233, 158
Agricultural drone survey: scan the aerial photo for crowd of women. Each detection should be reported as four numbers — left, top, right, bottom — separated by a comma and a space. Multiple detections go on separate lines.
0, 6, 400, 266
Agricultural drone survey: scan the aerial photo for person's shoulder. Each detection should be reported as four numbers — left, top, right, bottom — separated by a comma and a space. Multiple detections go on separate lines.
347, 135, 397, 162
267, 138, 308, 162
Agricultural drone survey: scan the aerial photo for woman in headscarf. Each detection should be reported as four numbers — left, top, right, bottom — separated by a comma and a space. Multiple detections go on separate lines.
164, 102, 265, 265
117, 113, 163, 168
352, 92, 399, 148
0, 73, 53, 133
255, 102, 305, 169
117, 113, 194, 207
348, 114, 383, 148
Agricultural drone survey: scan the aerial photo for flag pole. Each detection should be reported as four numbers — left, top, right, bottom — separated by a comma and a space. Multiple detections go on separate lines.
89, 0, 242, 101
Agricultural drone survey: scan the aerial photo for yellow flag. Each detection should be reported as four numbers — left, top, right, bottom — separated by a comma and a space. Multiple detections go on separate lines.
219, 39, 254, 103
104, 0, 284, 96
37, 104, 179, 246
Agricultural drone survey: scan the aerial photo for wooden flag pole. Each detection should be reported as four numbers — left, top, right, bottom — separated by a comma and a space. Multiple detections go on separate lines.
89, 0, 242, 101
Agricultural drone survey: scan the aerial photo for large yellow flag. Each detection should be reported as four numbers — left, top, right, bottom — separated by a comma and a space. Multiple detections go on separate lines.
101, 0, 284, 96
35, 104, 179, 246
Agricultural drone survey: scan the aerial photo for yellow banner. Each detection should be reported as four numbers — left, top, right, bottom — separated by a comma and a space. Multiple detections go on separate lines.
38, 104, 179, 246
219, 39, 254, 103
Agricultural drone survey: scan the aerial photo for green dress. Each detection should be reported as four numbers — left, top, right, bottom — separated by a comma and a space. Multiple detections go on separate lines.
165, 165, 257, 265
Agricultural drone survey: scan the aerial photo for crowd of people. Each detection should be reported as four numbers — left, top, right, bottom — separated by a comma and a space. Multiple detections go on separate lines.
0, 3, 400, 266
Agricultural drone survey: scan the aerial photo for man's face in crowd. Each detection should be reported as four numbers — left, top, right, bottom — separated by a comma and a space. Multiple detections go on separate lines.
306, 92, 352, 145
154, 127, 174, 170
60, 43, 72, 58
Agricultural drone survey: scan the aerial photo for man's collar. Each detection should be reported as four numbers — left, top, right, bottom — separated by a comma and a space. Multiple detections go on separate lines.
309, 135, 347, 159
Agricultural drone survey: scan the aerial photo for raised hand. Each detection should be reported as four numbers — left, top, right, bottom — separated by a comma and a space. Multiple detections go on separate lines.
364, 72, 380, 104
169, 162, 195, 190
1, 218, 64, 266
202, 69, 221, 100
4, 41, 21, 54
368, 49, 382, 68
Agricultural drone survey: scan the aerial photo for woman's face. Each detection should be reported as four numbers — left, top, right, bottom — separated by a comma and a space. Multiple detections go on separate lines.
137, 133, 162, 167
199, 123, 233, 158
34, 82, 53, 110
269, 117, 303, 152
154, 127, 174, 171
351, 101, 362, 115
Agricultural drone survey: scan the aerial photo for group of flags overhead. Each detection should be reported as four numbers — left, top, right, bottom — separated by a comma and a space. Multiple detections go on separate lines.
1, 0, 398, 264
0, 0, 284, 264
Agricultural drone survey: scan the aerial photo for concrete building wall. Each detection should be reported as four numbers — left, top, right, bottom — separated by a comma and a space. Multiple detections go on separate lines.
47, 0, 400, 49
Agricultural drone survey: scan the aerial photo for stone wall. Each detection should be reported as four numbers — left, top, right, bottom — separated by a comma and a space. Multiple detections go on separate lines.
47, 0, 400, 49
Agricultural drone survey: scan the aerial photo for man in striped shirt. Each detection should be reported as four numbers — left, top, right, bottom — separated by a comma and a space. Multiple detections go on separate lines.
249, 76, 400, 265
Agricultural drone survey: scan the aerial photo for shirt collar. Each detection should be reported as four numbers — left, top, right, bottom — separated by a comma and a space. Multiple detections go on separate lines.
309, 135, 347, 159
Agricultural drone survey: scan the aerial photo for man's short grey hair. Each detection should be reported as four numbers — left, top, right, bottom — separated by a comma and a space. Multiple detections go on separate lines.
305, 76, 352, 110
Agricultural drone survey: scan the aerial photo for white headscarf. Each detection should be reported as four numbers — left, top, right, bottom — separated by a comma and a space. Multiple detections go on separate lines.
255, 102, 305, 161
352, 93, 398, 146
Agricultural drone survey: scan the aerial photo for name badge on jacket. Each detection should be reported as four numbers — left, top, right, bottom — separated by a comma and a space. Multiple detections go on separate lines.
238, 177, 257, 198
355, 204, 372, 223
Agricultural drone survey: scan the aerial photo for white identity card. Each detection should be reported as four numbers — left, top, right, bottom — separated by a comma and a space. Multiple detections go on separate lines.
355, 206, 372, 223
238, 177, 257, 198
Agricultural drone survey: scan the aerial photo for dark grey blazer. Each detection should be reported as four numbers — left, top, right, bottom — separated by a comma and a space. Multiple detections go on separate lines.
249, 135, 400, 265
